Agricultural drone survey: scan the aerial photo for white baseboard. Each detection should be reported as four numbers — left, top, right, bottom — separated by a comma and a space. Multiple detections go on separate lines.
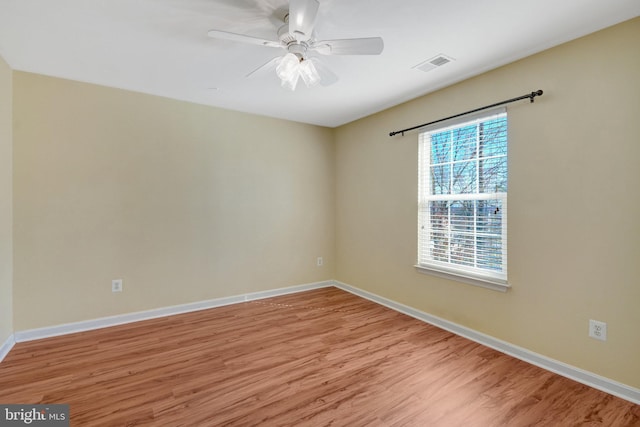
8, 279, 639, 405
14, 280, 333, 343
332, 280, 640, 405
0, 334, 15, 363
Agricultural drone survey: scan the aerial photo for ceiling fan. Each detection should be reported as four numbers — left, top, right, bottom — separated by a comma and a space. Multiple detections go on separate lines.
207, 0, 384, 90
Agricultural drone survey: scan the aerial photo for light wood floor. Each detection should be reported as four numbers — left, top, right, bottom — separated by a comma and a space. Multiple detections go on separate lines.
0, 287, 638, 426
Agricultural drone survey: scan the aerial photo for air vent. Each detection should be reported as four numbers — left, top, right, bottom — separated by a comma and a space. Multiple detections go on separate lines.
413, 54, 455, 73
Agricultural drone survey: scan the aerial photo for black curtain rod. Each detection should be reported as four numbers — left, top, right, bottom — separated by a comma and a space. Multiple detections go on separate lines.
389, 89, 543, 137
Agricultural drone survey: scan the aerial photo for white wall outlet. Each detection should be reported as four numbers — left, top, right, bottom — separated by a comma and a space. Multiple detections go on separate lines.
112, 279, 123, 293
589, 319, 607, 341
317, 257, 323, 267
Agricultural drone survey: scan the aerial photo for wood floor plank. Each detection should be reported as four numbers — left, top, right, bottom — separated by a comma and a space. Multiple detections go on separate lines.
0, 287, 638, 426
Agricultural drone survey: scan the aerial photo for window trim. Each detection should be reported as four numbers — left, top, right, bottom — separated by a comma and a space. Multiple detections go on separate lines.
416, 107, 510, 292
414, 265, 510, 292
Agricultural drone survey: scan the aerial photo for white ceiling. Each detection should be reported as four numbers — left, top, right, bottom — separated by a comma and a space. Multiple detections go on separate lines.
0, 0, 638, 127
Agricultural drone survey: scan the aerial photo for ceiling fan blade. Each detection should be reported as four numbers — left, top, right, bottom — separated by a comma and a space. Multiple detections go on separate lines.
246, 56, 281, 78
309, 58, 339, 87
207, 29, 281, 48
312, 37, 384, 55
288, 0, 319, 41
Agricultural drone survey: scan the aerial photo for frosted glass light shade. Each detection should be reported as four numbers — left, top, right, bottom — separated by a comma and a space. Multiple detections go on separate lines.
280, 71, 300, 90
276, 53, 300, 82
299, 59, 320, 87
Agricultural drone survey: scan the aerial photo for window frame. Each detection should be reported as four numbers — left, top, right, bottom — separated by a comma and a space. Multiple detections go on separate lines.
415, 108, 510, 292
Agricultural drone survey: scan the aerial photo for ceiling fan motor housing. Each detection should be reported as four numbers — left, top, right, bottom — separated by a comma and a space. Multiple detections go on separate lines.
278, 22, 311, 62
287, 43, 309, 61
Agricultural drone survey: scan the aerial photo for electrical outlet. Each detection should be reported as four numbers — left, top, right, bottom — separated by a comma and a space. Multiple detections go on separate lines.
317, 257, 323, 267
112, 279, 123, 293
589, 319, 607, 341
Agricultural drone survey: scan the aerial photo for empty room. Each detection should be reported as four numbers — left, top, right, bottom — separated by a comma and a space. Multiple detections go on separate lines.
0, 0, 639, 425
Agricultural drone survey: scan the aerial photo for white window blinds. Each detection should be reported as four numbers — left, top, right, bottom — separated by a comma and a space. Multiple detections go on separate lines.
417, 108, 508, 287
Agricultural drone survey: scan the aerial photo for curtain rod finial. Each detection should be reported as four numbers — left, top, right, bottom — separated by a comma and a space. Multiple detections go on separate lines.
530, 89, 544, 102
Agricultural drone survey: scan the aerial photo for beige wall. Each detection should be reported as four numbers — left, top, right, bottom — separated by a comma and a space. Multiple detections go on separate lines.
335, 18, 640, 389
13, 73, 335, 330
0, 55, 12, 344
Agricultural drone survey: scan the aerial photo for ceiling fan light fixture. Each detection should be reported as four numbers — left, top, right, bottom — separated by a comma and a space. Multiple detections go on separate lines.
275, 52, 321, 91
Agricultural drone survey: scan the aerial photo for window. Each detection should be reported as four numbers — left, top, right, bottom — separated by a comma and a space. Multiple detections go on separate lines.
417, 109, 508, 290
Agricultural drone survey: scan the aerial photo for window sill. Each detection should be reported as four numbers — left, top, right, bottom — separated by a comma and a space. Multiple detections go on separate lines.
414, 265, 510, 292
